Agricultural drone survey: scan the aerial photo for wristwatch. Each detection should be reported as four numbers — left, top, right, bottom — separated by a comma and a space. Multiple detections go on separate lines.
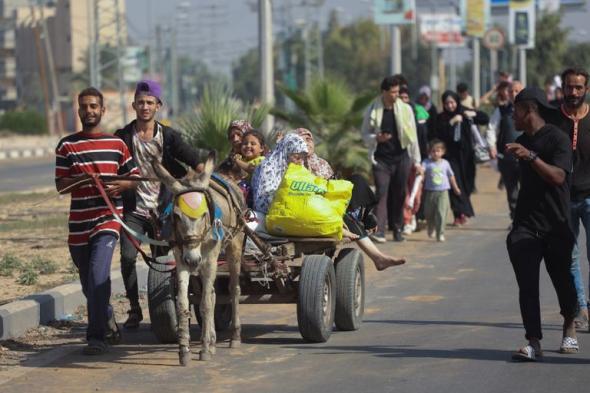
524, 150, 538, 162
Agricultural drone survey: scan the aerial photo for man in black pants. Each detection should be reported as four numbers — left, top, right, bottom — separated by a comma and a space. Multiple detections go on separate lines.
115, 80, 202, 329
505, 87, 579, 362
548, 67, 590, 331
361, 75, 422, 242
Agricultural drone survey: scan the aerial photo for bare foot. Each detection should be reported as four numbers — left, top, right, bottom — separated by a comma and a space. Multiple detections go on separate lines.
374, 256, 406, 271
342, 228, 359, 241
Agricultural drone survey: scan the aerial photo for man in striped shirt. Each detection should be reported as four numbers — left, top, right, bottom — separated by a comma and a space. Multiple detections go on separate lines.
55, 87, 139, 355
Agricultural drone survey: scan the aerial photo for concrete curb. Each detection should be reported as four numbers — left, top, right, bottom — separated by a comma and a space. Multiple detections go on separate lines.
0, 264, 149, 341
0, 147, 54, 161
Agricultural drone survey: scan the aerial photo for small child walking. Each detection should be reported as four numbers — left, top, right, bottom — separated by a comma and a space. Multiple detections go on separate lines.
422, 139, 461, 242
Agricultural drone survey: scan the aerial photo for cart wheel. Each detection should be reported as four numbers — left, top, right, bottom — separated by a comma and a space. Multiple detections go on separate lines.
297, 255, 336, 343
334, 248, 365, 331
147, 268, 178, 344
194, 303, 233, 332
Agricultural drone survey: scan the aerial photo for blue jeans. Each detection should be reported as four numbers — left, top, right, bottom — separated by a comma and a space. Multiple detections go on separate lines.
570, 198, 590, 312
69, 233, 116, 342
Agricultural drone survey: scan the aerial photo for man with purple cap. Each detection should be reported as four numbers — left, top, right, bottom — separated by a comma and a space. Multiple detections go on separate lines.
115, 79, 203, 329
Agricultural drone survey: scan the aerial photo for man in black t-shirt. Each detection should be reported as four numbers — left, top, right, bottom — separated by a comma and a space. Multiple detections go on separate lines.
505, 87, 579, 362
548, 67, 590, 332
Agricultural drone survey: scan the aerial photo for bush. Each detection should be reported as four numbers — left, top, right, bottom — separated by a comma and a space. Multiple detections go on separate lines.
0, 110, 47, 135
31, 256, 58, 275
17, 265, 39, 286
0, 254, 24, 277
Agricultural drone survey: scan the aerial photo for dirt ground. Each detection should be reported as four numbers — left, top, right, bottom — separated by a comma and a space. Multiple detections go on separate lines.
0, 165, 506, 369
0, 191, 126, 304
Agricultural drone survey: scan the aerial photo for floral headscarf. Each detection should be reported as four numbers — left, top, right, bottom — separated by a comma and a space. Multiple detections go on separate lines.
294, 128, 334, 180
252, 133, 308, 214
227, 120, 253, 136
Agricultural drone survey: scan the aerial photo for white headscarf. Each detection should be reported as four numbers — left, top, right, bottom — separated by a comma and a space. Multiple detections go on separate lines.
252, 133, 308, 214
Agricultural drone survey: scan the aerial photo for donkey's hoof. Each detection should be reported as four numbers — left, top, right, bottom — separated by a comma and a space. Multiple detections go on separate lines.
209, 345, 217, 355
179, 347, 191, 366
199, 350, 212, 361
230, 339, 241, 349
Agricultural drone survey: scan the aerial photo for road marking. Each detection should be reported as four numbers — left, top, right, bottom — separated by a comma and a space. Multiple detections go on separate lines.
403, 295, 444, 302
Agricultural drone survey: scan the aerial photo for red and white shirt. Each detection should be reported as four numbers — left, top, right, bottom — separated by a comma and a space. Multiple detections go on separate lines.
55, 131, 139, 246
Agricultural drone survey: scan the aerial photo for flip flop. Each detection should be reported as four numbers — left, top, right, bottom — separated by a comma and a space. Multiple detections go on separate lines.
511, 345, 542, 362
559, 337, 579, 354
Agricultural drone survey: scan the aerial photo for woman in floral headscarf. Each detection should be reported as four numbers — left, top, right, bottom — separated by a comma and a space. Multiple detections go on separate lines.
294, 128, 334, 179
251, 133, 309, 214
218, 120, 254, 181
252, 130, 405, 271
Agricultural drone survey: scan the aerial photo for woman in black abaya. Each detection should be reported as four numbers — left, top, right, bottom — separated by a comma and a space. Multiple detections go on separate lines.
435, 90, 489, 225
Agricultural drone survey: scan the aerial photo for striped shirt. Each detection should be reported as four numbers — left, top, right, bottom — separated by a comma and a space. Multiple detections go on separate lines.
55, 131, 139, 246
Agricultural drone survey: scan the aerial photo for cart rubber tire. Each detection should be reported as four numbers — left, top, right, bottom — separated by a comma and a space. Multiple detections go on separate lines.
147, 268, 178, 344
334, 248, 365, 331
297, 255, 336, 343
194, 303, 232, 332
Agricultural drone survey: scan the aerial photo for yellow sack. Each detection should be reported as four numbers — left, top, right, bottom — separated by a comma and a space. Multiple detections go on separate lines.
266, 163, 353, 239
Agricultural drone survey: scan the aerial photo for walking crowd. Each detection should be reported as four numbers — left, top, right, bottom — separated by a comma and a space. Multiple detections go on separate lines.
55, 65, 590, 362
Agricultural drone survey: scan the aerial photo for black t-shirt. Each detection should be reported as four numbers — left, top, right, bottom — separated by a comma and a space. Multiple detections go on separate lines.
514, 124, 573, 236
374, 109, 406, 165
548, 110, 590, 201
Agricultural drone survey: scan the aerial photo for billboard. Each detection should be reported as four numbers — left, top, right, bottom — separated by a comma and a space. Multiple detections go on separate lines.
373, 0, 415, 25
465, 0, 490, 37
491, 0, 583, 6
419, 14, 465, 47
508, 0, 535, 48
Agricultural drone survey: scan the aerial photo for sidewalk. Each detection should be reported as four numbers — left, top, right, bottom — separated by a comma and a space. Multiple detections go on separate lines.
0, 265, 148, 340
0, 135, 58, 161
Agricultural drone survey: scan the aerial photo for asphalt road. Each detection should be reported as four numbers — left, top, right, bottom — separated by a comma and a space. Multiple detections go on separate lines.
1, 167, 590, 392
0, 156, 55, 193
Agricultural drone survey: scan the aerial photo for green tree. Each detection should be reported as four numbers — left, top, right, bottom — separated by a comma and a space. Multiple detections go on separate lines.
527, 12, 570, 87
272, 77, 374, 176
178, 83, 270, 159
563, 42, 590, 74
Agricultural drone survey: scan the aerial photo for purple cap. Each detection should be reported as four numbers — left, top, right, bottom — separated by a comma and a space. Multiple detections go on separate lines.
135, 80, 162, 103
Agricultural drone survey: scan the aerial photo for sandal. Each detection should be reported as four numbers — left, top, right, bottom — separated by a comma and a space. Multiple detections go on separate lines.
105, 315, 122, 345
559, 336, 579, 354
511, 344, 542, 362
83, 339, 108, 356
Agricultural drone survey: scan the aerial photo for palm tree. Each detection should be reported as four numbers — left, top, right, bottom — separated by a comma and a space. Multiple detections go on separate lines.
272, 77, 374, 176
178, 83, 270, 159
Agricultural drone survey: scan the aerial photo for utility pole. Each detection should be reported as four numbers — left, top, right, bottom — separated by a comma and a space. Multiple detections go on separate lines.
490, 48, 498, 87
390, 25, 401, 75
170, 28, 179, 117
472, 37, 480, 108
519, 47, 527, 86
259, 0, 274, 133
115, 0, 127, 124
39, 2, 64, 134
94, 0, 101, 88
30, 4, 53, 135
316, 21, 324, 80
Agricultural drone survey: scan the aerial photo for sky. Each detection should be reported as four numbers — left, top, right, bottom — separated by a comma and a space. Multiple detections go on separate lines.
124, 0, 373, 76
124, 0, 589, 77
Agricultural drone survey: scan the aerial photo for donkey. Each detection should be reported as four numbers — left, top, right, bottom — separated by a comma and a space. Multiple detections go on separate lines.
151, 152, 245, 365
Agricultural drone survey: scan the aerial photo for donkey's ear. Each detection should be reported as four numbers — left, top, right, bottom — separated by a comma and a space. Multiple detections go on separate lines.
152, 159, 185, 194
199, 151, 216, 182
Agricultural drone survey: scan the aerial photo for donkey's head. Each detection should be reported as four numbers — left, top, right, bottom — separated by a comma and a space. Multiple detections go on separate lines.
152, 152, 216, 267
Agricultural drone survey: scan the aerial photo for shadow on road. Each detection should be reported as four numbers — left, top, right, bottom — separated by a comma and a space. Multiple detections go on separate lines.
285, 343, 590, 364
